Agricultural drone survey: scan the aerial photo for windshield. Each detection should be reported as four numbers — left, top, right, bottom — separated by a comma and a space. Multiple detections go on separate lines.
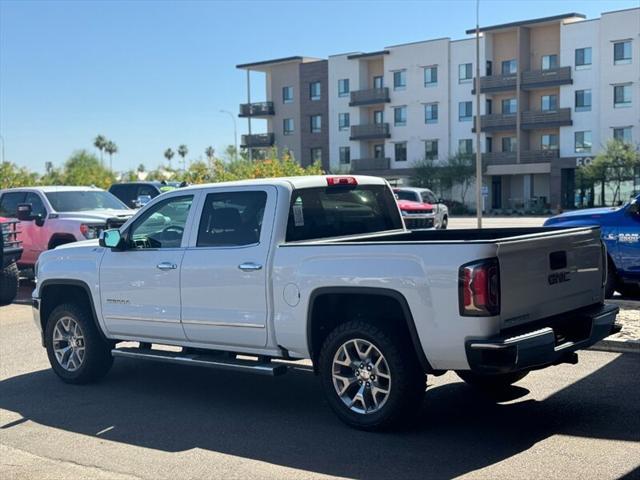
394, 190, 419, 202
45, 190, 128, 212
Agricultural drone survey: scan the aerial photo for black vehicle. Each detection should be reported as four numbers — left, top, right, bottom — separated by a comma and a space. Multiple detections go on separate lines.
0, 218, 23, 305
108, 181, 181, 209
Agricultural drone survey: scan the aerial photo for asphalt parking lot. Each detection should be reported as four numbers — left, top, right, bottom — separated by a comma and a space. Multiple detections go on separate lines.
1, 303, 639, 480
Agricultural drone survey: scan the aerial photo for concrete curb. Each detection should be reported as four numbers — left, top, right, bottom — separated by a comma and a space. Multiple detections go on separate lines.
589, 339, 640, 354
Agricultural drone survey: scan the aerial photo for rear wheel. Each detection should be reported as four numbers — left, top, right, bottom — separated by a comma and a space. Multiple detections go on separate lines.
45, 303, 113, 384
604, 260, 617, 299
618, 283, 640, 299
0, 262, 19, 306
318, 320, 426, 430
456, 370, 529, 391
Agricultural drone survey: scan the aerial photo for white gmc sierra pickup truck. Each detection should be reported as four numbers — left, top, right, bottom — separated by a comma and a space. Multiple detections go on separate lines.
32, 175, 620, 429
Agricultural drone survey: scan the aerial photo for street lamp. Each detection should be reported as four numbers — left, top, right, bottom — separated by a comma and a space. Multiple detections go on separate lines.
220, 109, 238, 161
474, 0, 483, 228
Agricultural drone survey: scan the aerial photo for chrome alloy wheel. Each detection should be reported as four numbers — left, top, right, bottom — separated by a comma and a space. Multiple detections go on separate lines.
332, 338, 391, 414
52, 316, 86, 372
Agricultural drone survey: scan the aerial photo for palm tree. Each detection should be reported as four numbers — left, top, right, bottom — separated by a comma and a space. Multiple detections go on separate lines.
104, 141, 118, 171
177, 144, 188, 170
205, 146, 215, 162
94, 135, 107, 166
164, 148, 175, 168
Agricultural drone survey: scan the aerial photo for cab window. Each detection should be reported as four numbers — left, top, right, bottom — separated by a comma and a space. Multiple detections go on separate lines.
25, 192, 47, 217
0, 192, 26, 217
128, 195, 193, 249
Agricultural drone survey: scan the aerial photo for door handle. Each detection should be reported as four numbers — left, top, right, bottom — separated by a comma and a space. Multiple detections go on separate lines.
156, 262, 177, 271
238, 262, 263, 272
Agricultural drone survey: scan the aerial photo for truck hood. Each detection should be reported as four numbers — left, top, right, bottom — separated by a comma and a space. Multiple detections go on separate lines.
53, 239, 100, 250
54, 210, 133, 224
545, 206, 618, 225
397, 200, 433, 212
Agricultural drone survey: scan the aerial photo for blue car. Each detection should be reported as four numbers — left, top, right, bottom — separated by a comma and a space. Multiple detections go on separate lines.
544, 194, 640, 298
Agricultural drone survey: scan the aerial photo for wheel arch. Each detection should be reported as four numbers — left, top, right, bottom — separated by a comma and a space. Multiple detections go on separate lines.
48, 234, 77, 250
306, 287, 433, 373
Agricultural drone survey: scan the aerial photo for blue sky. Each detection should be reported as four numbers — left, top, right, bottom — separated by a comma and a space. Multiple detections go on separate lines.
1, 0, 637, 173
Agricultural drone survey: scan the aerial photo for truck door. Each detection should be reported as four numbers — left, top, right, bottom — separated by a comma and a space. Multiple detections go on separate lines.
180, 187, 275, 347
99, 194, 196, 340
618, 203, 640, 274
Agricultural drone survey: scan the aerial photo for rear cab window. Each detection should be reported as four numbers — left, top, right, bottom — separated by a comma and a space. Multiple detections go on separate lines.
286, 184, 402, 242
0, 192, 27, 217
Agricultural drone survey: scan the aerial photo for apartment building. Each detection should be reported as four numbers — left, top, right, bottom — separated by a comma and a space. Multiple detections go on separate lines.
236, 56, 329, 170
238, 7, 639, 211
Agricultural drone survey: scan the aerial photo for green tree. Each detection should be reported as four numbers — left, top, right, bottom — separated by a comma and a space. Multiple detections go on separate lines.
104, 140, 118, 171
440, 152, 475, 206
584, 140, 640, 205
177, 144, 188, 170
164, 148, 175, 168
412, 157, 444, 196
0, 162, 39, 189
62, 150, 115, 189
93, 135, 107, 165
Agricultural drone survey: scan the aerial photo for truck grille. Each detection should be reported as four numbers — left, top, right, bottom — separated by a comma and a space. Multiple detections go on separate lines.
404, 217, 434, 230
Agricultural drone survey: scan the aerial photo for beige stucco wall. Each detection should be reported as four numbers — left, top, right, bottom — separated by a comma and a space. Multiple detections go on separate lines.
528, 87, 560, 110
491, 31, 518, 66
529, 24, 560, 71
528, 128, 559, 150
267, 62, 302, 160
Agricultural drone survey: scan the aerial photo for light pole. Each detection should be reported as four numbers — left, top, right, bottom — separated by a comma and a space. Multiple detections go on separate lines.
220, 110, 238, 161
474, 0, 483, 228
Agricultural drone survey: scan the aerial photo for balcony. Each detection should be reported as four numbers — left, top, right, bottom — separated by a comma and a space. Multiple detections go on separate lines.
350, 123, 391, 141
239, 102, 275, 117
483, 149, 559, 166
521, 67, 572, 90
349, 87, 390, 107
473, 73, 517, 93
521, 108, 572, 129
475, 113, 517, 132
351, 157, 391, 172
240, 133, 274, 148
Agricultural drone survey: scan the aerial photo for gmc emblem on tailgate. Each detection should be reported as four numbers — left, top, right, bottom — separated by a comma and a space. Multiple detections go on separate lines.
548, 271, 571, 285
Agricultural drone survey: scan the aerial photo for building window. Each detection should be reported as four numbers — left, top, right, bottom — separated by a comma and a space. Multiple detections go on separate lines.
282, 86, 293, 104
310, 115, 322, 133
374, 144, 385, 158
458, 101, 472, 122
424, 103, 438, 124
459, 63, 472, 83
501, 59, 517, 75
394, 106, 407, 126
501, 137, 517, 152
458, 139, 473, 155
614, 40, 632, 65
311, 148, 322, 164
338, 112, 350, 131
310, 81, 321, 101
339, 146, 350, 164
575, 89, 592, 112
394, 142, 407, 162
373, 110, 384, 124
541, 94, 558, 111
501, 98, 517, 114
283, 118, 294, 135
614, 84, 631, 108
575, 47, 592, 69
338, 79, 349, 97
575, 131, 592, 153
373, 75, 383, 89
393, 70, 406, 90
541, 54, 558, 70
425, 139, 438, 160
613, 127, 632, 143
541, 134, 559, 150
424, 66, 437, 86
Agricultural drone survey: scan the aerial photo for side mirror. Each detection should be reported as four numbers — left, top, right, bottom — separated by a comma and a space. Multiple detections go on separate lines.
438, 198, 445, 204
99, 229, 124, 249
17, 203, 45, 226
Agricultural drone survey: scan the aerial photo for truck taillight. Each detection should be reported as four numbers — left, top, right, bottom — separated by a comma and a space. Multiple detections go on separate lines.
327, 176, 358, 186
459, 258, 500, 316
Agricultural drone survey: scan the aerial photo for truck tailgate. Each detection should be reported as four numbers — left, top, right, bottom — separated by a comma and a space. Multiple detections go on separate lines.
497, 227, 604, 328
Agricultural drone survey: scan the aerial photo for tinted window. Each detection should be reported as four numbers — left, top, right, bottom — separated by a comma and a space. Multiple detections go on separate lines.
0, 192, 26, 217
25, 192, 46, 217
129, 195, 193, 249
421, 191, 437, 204
197, 191, 267, 247
46, 191, 127, 212
394, 190, 419, 202
286, 185, 402, 242
109, 184, 137, 206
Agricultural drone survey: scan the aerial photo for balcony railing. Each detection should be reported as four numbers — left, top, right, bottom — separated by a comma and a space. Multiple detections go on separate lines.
350, 123, 391, 141
521, 108, 572, 129
351, 157, 391, 172
239, 102, 275, 117
473, 73, 517, 93
521, 66, 572, 89
483, 149, 559, 166
476, 113, 517, 132
349, 87, 390, 106
240, 133, 274, 148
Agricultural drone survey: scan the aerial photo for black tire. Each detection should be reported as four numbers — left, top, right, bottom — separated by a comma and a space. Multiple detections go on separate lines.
456, 370, 529, 391
604, 260, 617, 299
45, 303, 113, 384
440, 216, 448, 230
318, 320, 426, 430
618, 283, 640, 299
0, 262, 19, 306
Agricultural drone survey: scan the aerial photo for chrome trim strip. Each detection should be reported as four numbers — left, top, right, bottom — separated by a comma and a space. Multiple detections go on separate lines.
181, 320, 266, 329
105, 315, 179, 324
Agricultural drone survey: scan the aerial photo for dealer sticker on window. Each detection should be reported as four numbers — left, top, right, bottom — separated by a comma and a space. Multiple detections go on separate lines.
293, 204, 304, 227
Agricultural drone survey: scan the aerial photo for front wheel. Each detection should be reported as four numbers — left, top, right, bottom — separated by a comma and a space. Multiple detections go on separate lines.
440, 216, 448, 230
0, 262, 19, 306
45, 303, 113, 384
318, 320, 426, 430
456, 370, 529, 391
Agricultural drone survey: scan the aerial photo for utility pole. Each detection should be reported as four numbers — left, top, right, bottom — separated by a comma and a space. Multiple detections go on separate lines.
474, 0, 483, 228
220, 110, 238, 161
247, 69, 253, 162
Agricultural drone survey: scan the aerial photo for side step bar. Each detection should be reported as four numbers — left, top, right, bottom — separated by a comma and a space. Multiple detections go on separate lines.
111, 347, 288, 376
